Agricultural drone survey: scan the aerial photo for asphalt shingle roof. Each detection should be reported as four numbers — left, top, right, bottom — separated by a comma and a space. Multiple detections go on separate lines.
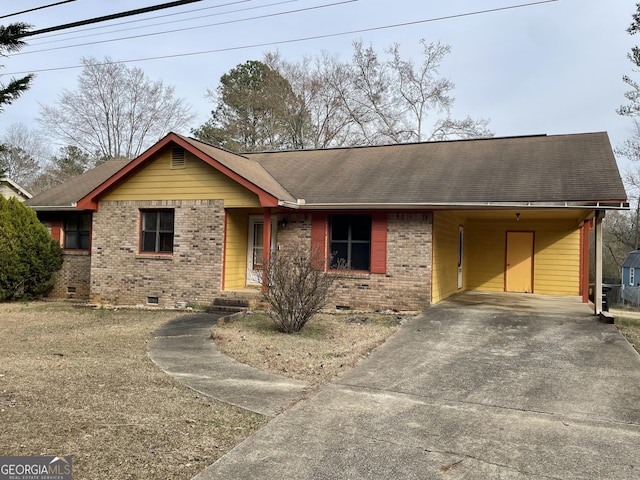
25, 132, 628, 211
26, 159, 131, 209
623, 251, 640, 269
245, 132, 627, 206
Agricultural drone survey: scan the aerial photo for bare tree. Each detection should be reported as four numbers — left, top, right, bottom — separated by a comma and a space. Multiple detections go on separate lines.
39, 57, 196, 160
0, 123, 50, 187
264, 39, 492, 149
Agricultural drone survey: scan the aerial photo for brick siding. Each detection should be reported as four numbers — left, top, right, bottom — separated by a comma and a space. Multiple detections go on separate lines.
49, 251, 91, 299
277, 212, 432, 311
90, 200, 224, 306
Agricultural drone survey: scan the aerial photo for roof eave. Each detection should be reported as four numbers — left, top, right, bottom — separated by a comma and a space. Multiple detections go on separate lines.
278, 200, 630, 210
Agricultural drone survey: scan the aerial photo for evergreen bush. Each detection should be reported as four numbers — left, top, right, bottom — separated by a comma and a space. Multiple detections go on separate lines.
0, 196, 63, 300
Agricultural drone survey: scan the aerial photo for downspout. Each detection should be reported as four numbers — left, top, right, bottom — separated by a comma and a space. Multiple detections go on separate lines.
594, 210, 603, 315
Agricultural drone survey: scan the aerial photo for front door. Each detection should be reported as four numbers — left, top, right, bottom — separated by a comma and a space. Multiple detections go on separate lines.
247, 216, 276, 285
505, 231, 534, 293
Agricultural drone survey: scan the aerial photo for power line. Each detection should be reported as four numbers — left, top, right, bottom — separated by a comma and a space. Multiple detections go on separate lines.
12, 0, 357, 56
6, 0, 561, 75
30, 0, 264, 44
0, 0, 76, 19
21, 0, 205, 37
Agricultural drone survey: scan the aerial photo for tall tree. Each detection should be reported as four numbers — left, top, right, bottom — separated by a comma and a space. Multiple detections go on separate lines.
0, 23, 33, 114
269, 40, 491, 148
616, 4, 640, 251
193, 60, 308, 152
0, 124, 50, 188
29, 145, 95, 194
39, 56, 196, 160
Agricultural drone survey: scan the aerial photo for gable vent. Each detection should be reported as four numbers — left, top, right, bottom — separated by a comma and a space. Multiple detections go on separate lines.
171, 147, 185, 169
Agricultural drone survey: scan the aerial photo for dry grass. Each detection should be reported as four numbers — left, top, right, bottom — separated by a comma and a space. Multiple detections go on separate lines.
0, 302, 265, 480
611, 308, 640, 354
212, 312, 404, 387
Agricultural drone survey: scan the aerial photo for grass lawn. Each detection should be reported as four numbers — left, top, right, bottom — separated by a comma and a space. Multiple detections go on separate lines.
212, 312, 403, 387
610, 307, 640, 354
0, 302, 405, 479
0, 302, 265, 480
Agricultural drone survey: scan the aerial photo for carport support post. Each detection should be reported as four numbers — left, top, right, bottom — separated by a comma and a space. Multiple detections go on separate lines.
594, 210, 603, 315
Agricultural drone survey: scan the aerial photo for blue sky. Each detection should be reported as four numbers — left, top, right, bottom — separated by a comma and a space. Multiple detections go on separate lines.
1, 0, 638, 169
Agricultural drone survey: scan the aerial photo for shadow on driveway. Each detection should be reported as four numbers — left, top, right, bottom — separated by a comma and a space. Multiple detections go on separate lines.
195, 293, 640, 479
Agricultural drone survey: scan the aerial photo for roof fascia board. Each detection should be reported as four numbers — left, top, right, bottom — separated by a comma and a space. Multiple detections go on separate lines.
1, 177, 33, 198
76, 133, 280, 210
278, 201, 630, 211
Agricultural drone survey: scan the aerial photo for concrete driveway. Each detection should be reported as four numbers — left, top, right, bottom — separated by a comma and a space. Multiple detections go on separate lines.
195, 292, 640, 479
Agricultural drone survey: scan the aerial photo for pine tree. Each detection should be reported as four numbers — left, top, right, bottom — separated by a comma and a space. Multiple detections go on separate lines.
0, 23, 33, 113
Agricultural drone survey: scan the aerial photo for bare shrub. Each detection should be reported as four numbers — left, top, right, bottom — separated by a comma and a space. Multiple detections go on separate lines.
263, 247, 341, 333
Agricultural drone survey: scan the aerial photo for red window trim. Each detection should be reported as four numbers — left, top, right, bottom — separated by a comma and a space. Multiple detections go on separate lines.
311, 212, 387, 274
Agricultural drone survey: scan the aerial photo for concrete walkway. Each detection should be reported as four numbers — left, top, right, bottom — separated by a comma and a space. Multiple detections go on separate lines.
192, 293, 640, 479
148, 313, 308, 417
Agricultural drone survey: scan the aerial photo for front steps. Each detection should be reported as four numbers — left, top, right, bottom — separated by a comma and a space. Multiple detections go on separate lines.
206, 288, 268, 314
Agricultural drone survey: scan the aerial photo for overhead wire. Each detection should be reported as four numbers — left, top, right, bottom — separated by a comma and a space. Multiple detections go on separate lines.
22, 0, 205, 37
29, 0, 280, 45
0, 0, 76, 19
12, 0, 357, 56
5, 0, 561, 76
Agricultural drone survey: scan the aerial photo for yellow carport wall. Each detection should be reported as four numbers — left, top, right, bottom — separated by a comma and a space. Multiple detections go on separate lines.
432, 210, 586, 303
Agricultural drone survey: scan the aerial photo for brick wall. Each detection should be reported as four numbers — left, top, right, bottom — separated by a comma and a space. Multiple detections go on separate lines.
49, 252, 91, 299
277, 212, 432, 311
90, 200, 224, 306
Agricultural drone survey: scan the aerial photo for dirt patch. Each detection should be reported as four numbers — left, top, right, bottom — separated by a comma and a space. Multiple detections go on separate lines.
0, 302, 265, 480
212, 312, 404, 387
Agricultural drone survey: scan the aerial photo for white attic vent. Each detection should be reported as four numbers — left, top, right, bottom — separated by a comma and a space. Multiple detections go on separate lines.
171, 147, 185, 169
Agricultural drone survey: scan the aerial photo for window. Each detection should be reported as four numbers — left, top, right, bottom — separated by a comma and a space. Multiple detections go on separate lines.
631, 267, 635, 286
329, 215, 371, 270
64, 214, 91, 250
140, 210, 174, 254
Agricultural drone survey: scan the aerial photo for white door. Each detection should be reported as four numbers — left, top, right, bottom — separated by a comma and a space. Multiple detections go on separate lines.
457, 225, 464, 289
247, 216, 276, 285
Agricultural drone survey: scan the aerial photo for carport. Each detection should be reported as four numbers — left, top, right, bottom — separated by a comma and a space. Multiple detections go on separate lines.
432, 206, 621, 316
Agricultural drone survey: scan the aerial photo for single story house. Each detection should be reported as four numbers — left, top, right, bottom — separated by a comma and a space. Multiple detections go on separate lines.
622, 250, 640, 287
0, 177, 32, 202
26, 132, 628, 311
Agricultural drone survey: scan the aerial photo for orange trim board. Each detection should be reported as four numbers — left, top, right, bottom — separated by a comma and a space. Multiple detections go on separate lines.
76, 133, 281, 210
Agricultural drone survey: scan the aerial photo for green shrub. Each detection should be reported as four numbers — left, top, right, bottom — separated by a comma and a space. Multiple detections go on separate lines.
0, 196, 63, 300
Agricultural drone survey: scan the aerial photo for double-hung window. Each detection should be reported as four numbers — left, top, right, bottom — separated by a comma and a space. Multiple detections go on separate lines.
631, 267, 635, 286
329, 215, 371, 270
64, 214, 91, 250
140, 210, 174, 254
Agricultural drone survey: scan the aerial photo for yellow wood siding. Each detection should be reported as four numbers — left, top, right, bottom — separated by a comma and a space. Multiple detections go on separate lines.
534, 224, 580, 295
466, 221, 509, 292
432, 211, 466, 303
223, 210, 248, 290
102, 150, 261, 207
466, 218, 580, 296
433, 212, 583, 303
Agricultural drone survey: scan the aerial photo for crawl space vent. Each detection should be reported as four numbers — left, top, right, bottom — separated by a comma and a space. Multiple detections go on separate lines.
171, 147, 185, 169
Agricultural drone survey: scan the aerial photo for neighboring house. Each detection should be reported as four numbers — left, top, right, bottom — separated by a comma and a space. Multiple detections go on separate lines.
0, 177, 32, 202
622, 250, 640, 287
26, 131, 628, 311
